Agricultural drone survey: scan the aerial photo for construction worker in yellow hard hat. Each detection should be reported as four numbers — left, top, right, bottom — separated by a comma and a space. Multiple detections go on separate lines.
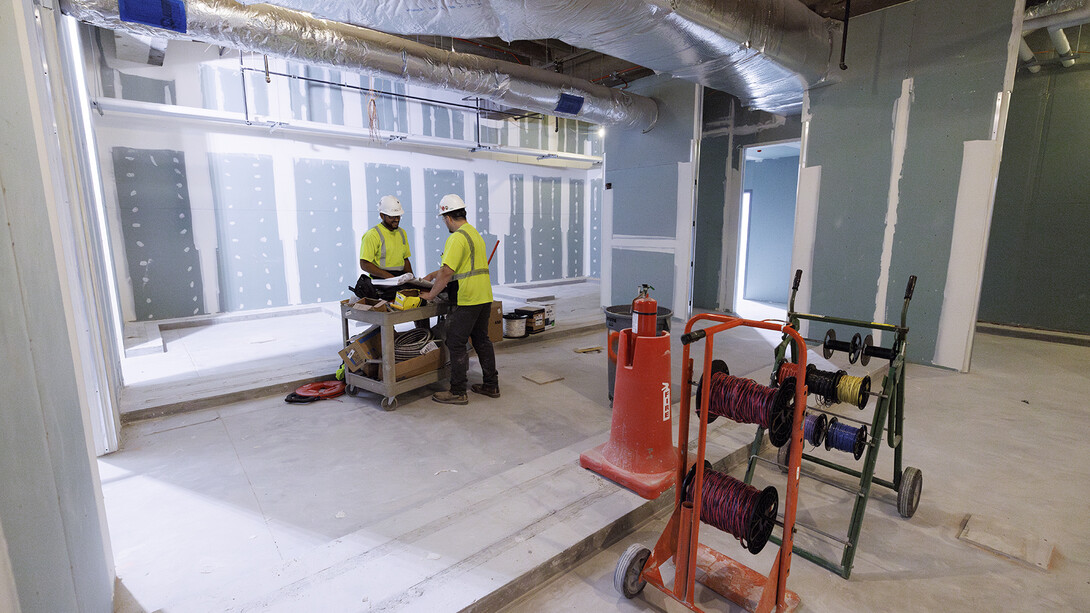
359, 195, 413, 279
422, 194, 499, 405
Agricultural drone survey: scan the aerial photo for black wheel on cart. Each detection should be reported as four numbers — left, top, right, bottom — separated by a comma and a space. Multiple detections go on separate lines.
897, 466, 923, 518
380, 396, 398, 411
614, 543, 651, 599
345, 385, 358, 397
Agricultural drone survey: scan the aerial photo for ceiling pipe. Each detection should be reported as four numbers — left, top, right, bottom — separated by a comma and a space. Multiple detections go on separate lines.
1018, 37, 1042, 72
57, 0, 659, 131
231, 0, 836, 116
1023, 0, 1090, 32
1048, 26, 1078, 67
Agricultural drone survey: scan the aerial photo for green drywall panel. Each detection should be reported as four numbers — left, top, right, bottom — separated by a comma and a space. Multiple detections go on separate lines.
980, 65, 1090, 333
805, 0, 1017, 362
692, 134, 727, 309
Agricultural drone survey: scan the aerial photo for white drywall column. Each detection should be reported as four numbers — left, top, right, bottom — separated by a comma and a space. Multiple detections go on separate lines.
0, 0, 113, 611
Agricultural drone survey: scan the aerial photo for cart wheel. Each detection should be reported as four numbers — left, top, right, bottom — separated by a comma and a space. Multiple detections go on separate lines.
345, 385, 358, 397
897, 466, 923, 518
777, 443, 790, 474
614, 543, 651, 599
380, 397, 398, 411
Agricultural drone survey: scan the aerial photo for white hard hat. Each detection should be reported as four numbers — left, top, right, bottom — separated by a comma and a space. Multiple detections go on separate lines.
378, 195, 404, 216
438, 193, 466, 215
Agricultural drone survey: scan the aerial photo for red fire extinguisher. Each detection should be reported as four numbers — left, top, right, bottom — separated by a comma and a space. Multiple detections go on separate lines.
632, 284, 658, 337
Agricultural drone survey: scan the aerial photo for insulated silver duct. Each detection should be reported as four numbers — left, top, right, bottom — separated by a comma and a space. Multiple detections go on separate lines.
234, 0, 835, 115
58, 0, 658, 131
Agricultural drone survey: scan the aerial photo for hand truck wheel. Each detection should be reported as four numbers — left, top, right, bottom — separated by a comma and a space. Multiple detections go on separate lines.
897, 466, 923, 518
614, 543, 651, 599
380, 396, 398, 411
777, 442, 791, 474
345, 385, 358, 397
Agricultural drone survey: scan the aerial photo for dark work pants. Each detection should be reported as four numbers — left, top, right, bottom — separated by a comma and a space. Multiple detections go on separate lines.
445, 302, 498, 395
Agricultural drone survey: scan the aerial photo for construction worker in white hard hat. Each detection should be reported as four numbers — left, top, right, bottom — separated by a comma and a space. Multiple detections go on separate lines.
359, 195, 414, 279
422, 194, 499, 405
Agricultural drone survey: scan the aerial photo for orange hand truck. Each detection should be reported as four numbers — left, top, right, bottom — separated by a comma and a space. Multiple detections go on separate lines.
614, 314, 806, 612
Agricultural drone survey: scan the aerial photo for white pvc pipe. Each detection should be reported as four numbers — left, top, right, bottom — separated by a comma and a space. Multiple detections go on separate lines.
1048, 27, 1078, 67
1019, 37, 1043, 72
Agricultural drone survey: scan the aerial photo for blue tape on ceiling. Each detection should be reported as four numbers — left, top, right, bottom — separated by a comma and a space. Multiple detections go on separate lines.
119, 0, 187, 34
554, 93, 585, 116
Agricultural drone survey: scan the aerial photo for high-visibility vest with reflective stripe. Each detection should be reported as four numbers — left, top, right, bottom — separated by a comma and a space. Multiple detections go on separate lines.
441, 224, 492, 306
361, 224, 409, 271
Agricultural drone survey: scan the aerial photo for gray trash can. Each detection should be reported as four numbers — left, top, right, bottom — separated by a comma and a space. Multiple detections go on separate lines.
605, 305, 672, 400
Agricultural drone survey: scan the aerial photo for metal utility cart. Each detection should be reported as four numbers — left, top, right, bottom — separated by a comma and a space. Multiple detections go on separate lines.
742, 269, 921, 579
340, 301, 448, 410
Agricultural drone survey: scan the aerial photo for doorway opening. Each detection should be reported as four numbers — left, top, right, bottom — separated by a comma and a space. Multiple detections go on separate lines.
733, 141, 800, 321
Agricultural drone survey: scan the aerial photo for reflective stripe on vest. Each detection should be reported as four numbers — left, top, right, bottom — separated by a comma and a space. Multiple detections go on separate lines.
450, 228, 490, 281
375, 225, 408, 271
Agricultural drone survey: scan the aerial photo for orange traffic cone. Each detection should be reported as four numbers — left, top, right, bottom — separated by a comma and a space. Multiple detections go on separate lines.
580, 288, 676, 499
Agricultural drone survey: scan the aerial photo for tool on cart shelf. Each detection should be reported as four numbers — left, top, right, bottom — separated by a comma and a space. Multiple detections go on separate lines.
580, 284, 677, 500
744, 269, 922, 579
613, 315, 807, 613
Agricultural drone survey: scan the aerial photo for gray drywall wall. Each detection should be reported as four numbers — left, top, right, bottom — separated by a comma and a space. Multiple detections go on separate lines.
692, 134, 729, 309
294, 158, 353, 303
743, 155, 799, 303
304, 67, 344, 125
208, 153, 289, 311
424, 169, 466, 272
531, 177, 563, 280
568, 179, 585, 277
607, 73, 698, 307
980, 53, 1090, 333
804, 0, 1017, 363
422, 103, 465, 140
112, 147, 206, 320
610, 248, 675, 310
505, 173, 527, 284
0, 1, 112, 608
365, 163, 413, 233
119, 71, 175, 104
589, 177, 603, 278
371, 78, 409, 134
475, 172, 499, 285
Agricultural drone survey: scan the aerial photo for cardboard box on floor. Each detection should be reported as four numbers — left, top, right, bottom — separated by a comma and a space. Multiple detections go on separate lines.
488, 301, 503, 343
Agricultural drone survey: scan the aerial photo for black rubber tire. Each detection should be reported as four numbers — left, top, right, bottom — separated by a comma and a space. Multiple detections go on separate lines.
613, 543, 651, 599
777, 443, 790, 474
898, 466, 923, 518
345, 385, 358, 397
380, 396, 398, 411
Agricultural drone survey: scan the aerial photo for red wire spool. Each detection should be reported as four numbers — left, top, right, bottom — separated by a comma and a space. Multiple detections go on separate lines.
682, 462, 778, 556
698, 365, 795, 448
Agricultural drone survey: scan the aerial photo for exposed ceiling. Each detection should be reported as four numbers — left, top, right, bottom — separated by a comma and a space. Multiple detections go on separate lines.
405, 1, 915, 93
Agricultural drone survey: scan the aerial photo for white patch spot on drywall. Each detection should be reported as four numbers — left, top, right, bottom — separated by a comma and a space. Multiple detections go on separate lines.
874, 78, 914, 341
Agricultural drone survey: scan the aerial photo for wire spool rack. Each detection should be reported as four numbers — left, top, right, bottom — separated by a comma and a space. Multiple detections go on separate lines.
743, 269, 923, 580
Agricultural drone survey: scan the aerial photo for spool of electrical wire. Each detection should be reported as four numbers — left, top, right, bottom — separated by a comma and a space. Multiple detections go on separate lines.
776, 361, 871, 410
803, 412, 828, 447
682, 463, 778, 555
825, 417, 868, 460
703, 371, 796, 448
393, 328, 433, 361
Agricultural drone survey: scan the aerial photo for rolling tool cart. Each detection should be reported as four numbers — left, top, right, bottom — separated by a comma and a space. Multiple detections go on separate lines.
340, 301, 449, 411
742, 269, 921, 579
613, 315, 808, 613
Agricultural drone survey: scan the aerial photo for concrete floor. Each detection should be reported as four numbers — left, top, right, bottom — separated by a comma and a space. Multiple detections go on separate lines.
502, 332, 1090, 612
106, 307, 1090, 612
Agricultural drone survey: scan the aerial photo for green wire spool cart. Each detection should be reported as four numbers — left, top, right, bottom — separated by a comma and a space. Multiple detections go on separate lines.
743, 269, 922, 579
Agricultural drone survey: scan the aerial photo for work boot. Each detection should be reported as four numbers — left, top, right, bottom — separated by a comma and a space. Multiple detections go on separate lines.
432, 391, 468, 405
470, 384, 501, 398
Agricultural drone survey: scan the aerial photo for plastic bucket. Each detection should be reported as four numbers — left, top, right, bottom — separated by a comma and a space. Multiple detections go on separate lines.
503, 313, 529, 338
605, 305, 672, 400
